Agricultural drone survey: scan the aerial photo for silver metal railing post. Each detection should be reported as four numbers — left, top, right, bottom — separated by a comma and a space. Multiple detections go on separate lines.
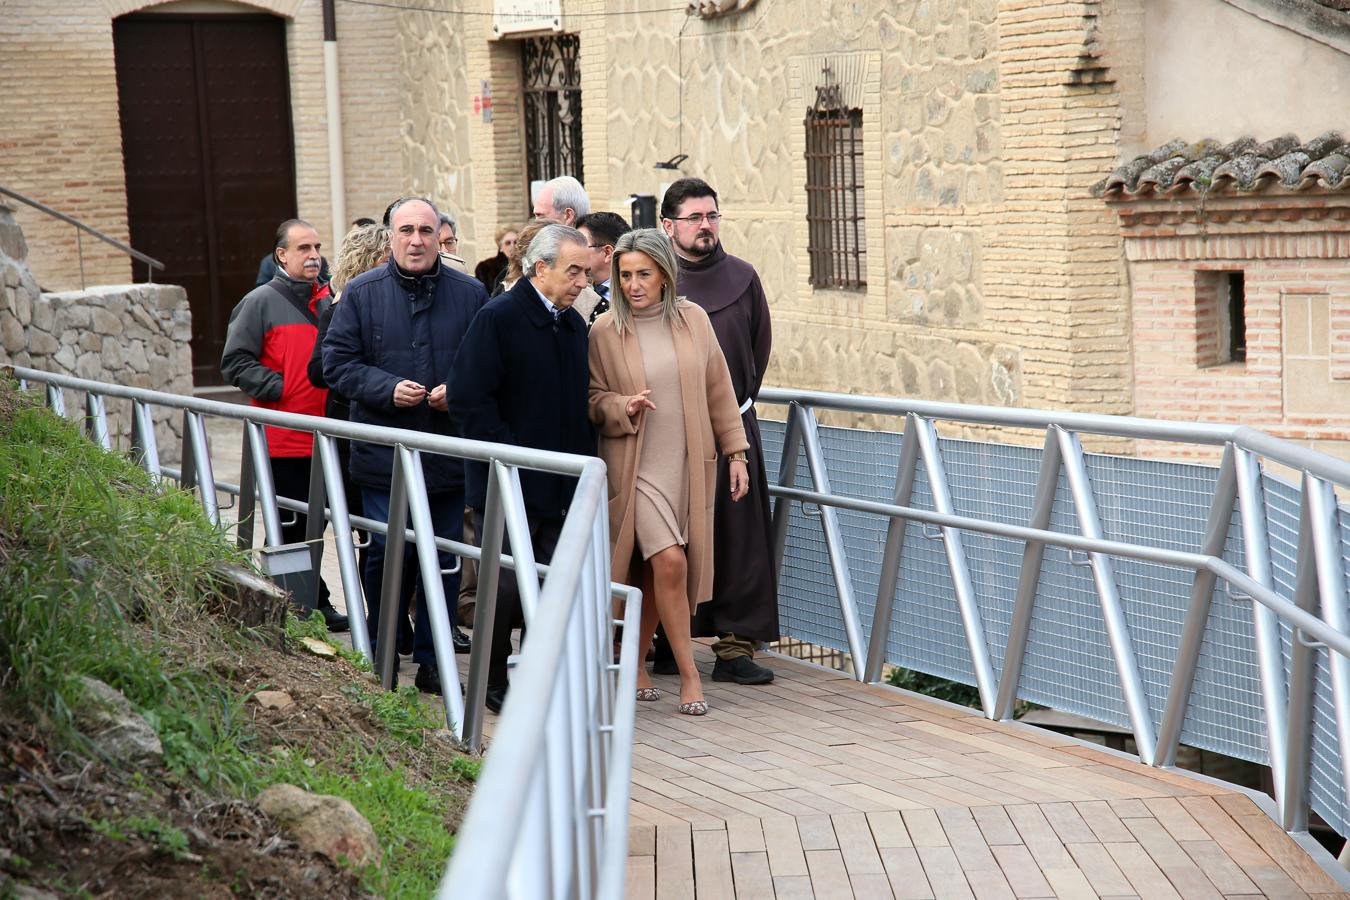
46, 383, 65, 418
236, 426, 258, 551
316, 433, 371, 660
1307, 474, 1350, 822
463, 462, 507, 751
376, 450, 410, 691
396, 446, 466, 733
543, 635, 575, 895
129, 400, 161, 481
1234, 448, 1289, 813
303, 440, 329, 611
863, 414, 921, 683
1155, 444, 1239, 766
243, 421, 283, 548
1055, 427, 1157, 763
84, 392, 111, 451
498, 461, 541, 626
769, 400, 805, 574
912, 415, 998, 713
1283, 486, 1321, 833
796, 404, 868, 678
993, 428, 1063, 720
182, 410, 220, 527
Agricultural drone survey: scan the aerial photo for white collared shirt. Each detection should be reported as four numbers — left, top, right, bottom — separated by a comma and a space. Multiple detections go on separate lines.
529, 279, 563, 320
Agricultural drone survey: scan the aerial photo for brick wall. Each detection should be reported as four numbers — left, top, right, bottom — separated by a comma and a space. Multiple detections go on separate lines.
1117, 198, 1350, 464
0, 0, 405, 295
0, 2, 135, 291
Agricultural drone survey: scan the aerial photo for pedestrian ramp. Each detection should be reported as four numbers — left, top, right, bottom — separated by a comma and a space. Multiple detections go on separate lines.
460, 641, 1350, 900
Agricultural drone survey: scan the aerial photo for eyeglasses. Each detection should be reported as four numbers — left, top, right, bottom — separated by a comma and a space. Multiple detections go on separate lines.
439, 237, 459, 250
588, 243, 611, 251
665, 212, 722, 226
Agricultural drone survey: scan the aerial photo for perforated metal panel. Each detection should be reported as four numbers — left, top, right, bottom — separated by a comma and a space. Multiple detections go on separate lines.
761, 418, 1350, 839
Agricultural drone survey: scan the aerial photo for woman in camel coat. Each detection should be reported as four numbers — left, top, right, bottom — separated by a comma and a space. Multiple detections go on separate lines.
589, 229, 749, 715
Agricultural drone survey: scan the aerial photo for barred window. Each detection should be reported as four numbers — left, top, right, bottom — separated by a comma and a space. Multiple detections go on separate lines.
805, 77, 865, 291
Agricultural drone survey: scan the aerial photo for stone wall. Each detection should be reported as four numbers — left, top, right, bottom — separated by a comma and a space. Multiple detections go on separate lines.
0, 205, 191, 461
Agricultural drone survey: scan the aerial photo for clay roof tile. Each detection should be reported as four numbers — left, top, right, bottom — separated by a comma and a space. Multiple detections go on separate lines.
1300, 151, 1350, 189
1100, 132, 1350, 199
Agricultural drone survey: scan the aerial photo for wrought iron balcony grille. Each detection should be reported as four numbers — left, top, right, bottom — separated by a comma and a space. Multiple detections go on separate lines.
805, 73, 866, 291
522, 34, 584, 193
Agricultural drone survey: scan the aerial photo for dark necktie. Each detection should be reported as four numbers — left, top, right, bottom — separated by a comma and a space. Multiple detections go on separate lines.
595, 283, 609, 300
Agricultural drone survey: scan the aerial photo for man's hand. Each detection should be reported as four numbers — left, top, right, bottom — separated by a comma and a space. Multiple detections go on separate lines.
625, 389, 656, 418
427, 383, 448, 412
393, 379, 427, 407
729, 459, 750, 502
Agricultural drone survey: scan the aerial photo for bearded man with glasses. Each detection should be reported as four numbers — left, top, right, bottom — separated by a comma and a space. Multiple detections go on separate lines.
658, 177, 778, 686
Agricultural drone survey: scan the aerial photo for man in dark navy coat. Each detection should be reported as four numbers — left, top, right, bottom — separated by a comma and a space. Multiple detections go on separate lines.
323, 197, 487, 695
450, 223, 595, 714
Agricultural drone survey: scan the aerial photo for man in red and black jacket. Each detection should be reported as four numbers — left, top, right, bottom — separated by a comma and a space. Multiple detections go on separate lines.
222, 218, 348, 632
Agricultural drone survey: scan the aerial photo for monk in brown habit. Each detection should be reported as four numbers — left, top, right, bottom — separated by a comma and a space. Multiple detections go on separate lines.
659, 177, 779, 685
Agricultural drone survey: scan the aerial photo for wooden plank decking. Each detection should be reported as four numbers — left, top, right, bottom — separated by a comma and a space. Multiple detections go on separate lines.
609, 643, 1350, 900
202, 418, 1350, 899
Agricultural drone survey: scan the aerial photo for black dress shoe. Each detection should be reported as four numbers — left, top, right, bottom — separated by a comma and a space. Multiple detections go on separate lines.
484, 684, 508, 714
452, 626, 472, 654
414, 664, 442, 696
317, 603, 349, 633
712, 655, 774, 685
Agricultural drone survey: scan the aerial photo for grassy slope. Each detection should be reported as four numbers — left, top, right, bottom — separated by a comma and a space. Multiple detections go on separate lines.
0, 383, 473, 898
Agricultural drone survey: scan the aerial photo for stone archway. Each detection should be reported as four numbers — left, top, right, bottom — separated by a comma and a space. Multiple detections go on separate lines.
101, 0, 302, 19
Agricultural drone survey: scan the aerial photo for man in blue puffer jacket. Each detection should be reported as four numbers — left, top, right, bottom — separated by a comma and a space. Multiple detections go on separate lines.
323, 197, 487, 695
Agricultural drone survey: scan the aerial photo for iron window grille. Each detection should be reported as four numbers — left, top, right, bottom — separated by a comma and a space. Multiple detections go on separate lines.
522, 34, 584, 197
805, 74, 866, 291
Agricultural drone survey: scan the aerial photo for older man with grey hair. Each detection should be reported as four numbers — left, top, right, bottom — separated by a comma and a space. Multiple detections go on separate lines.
532, 175, 590, 226
531, 175, 604, 320
450, 223, 595, 714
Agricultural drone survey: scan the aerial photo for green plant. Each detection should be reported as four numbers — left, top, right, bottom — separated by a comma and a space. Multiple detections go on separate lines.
885, 666, 984, 709
449, 756, 481, 783
0, 391, 250, 774
262, 746, 459, 898
84, 817, 127, 841
285, 609, 330, 644
125, 814, 192, 860
368, 687, 441, 748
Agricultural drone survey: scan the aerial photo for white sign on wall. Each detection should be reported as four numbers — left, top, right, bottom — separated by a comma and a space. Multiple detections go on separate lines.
493, 0, 562, 37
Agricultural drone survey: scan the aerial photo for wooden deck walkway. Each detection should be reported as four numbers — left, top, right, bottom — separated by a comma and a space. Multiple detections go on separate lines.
201, 417, 1350, 899
614, 643, 1350, 900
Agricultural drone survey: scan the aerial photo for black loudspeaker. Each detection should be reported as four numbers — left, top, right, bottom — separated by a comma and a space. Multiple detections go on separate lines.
630, 194, 657, 229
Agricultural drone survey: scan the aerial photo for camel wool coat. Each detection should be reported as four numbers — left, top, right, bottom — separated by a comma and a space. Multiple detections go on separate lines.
589, 300, 750, 609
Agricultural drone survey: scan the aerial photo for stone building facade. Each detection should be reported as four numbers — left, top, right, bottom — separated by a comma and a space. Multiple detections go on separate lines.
2, 0, 1347, 451
0, 204, 191, 458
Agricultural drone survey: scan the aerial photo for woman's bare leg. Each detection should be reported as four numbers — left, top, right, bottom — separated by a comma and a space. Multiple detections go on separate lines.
634, 561, 661, 692
648, 545, 702, 704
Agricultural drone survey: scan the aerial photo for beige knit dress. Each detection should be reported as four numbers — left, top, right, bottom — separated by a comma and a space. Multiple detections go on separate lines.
632, 305, 689, 558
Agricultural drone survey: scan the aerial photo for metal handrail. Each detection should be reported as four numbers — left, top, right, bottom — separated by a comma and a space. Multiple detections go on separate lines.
757, 390, 1350, 855
0, 186, 165, 288
757, 386, 1350, 487
14, 366, 636, 899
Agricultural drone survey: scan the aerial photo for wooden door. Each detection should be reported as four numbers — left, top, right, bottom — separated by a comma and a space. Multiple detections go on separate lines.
114, 14, 297, 385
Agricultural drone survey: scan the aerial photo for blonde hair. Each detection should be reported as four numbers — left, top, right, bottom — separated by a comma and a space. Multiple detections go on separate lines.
494, 224, 518, 248
331, 224, 390, 292
504, 221, 549, 288
608, 229, 683, 335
